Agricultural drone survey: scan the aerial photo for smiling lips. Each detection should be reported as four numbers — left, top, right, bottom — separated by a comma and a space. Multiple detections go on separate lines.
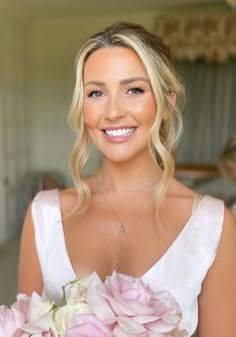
104, 127, 136, 137
102, 127, 136, 142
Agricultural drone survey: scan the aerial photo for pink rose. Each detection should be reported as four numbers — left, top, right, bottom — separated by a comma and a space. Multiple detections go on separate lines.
16, 293, 53, 335
2, 293, 54, 337
14, 292, 53, 325
65, 314, 113, 337
83, 273, 116, 324
96, 272, 182, 336
0, 305, 25, 337
14, 332, 52, 337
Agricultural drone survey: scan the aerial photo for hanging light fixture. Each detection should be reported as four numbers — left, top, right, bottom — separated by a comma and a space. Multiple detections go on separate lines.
226, 0, 236, 9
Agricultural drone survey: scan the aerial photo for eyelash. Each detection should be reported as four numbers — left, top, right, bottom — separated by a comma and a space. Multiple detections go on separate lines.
87, 90, 103, 98
127, 86, 145, 95
86, 86, 145, 98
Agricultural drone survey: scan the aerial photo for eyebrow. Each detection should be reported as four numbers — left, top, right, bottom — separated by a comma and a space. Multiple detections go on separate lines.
120, 77, 149, 84
84, 77, 149, 87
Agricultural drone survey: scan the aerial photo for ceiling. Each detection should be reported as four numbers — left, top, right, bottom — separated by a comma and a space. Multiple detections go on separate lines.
0, 0, 229, 19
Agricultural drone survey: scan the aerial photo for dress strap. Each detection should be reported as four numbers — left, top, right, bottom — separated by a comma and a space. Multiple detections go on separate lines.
191, 193, 203, 214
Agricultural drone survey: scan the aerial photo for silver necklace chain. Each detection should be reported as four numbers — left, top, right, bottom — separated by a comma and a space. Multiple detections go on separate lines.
95, 175, 161, 193
95, 176, 160, 234
99, 191, 148, 234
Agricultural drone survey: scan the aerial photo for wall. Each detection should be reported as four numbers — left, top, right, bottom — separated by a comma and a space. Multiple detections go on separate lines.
29, 11, 158, 186
0, 11, 30, 243
0, 7, 159, 241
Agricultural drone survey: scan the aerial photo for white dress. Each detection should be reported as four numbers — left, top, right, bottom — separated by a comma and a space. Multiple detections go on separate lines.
32, 189, 224, 337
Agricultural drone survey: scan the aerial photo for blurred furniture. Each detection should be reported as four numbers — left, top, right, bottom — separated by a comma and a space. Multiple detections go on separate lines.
175, 164, 236, 211
22, 171, 65, 218
175, 164, 220, 182
39, 172, 65, 195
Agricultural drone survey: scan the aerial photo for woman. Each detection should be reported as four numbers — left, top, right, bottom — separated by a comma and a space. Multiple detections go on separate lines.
220, 136, 236, 215
18, 23, 236, 336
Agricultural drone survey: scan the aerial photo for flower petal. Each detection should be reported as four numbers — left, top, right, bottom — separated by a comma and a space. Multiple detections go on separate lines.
21, 312, 51, 333
86, 275, 116, 323
117, 316, 146, 333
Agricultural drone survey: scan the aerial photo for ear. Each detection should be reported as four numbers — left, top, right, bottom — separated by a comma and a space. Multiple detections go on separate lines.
163, 92, 177, 121
169, 91, 177, 106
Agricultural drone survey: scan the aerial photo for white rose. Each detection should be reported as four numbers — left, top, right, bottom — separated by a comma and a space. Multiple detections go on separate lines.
68, 273, 98, 305
50, 302, 92, 337
29, 300, 54, 322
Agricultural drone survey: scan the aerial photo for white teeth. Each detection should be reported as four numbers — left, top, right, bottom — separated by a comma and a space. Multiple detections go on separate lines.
104, 128, 136, 137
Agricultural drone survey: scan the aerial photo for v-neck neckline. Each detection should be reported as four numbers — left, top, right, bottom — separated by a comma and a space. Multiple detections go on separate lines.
55, 189, 206, 281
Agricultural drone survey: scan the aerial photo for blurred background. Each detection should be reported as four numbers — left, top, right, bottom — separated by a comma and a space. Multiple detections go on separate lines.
0, 0, 236, 315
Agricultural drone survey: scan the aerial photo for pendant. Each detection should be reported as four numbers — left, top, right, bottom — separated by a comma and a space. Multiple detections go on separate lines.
119, 223, 125, 234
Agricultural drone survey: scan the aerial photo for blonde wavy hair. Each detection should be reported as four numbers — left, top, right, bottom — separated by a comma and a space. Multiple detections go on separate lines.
68, 22, 185, 212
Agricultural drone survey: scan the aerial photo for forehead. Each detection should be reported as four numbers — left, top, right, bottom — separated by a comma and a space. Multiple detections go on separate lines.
83, 47, 147, 80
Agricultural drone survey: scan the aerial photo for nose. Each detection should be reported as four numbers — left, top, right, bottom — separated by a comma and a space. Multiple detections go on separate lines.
104, 94, 127, 121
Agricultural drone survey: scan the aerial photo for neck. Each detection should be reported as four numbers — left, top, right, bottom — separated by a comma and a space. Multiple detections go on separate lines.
96, 153, 162, 192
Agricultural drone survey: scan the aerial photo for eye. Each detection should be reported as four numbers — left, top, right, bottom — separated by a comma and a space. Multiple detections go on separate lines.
87, 90, 104, 98
127, 86, 145, 95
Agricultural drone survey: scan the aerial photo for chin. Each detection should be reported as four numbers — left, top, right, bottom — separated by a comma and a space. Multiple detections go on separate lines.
103, 150, 150, 164
104, 154, 134, 163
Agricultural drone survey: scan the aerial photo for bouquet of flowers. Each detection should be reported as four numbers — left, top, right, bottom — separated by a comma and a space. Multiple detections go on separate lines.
0, 271, 184, 337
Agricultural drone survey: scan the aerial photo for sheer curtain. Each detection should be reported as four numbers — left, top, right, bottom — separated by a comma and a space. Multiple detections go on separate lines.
175, 60, 236, 164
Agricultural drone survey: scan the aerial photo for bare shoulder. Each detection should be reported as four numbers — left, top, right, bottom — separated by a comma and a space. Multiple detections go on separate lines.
210, 206, 236, 265
197, 207, 236, 336
58, 186, 78, 215
18, 201, 43, 295
170, 176, 197, 197
217, 206, 236, 262
58, 176, 96, 216
167, 177, 198, 208
59, 186, 77, 199
160, 178, 200, 227
21, 200, 37, 233
223, 206, 236, 229
214, 206, 236, 275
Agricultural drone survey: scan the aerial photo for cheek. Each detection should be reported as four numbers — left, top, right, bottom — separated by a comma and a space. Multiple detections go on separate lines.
129, 97, 156, 124
83, 112, 91, 127
83, 104, 97, 128
146, 100, 157, 122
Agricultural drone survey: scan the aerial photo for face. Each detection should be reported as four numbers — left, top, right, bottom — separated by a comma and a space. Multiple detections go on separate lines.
82, 47, 157, 163
223, 159, 236, 181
